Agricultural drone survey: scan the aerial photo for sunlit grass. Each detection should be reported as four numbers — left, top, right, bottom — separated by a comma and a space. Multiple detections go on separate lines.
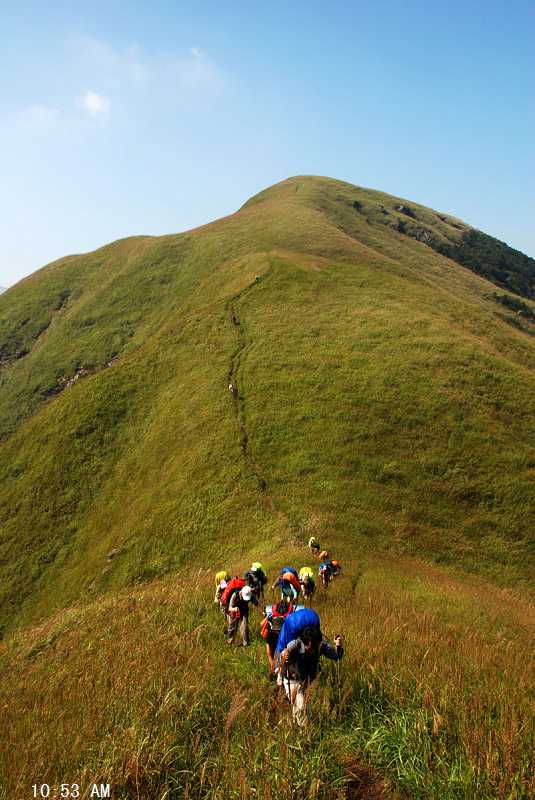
1, 553, 532, 799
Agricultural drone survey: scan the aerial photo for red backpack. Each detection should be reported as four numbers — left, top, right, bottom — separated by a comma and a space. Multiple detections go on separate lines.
220, 577, 246, 609
261, 603, 294, 640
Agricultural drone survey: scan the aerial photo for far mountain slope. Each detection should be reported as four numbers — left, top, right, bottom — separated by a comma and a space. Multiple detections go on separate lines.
0, 176, 534, 634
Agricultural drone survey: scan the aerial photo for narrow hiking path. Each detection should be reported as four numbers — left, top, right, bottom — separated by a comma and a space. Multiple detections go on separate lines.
223, 271, 394, 796
226, 269, 288, 525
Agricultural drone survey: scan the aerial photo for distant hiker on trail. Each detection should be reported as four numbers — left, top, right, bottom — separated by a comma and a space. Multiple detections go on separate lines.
270, 566, 297, 592
214, 570, 230, 611
275, 576, 299, 603
273, 568, 301, 603
261, 599, 295, 678
308, 536, 320, 557
299, 567, 316, 600
226, 584, 255, 646
244, 562, 268, 600
330, 559, 342, 577
228, 382, 238, 398
276, 608, 344, 727
319, 560, 334, 589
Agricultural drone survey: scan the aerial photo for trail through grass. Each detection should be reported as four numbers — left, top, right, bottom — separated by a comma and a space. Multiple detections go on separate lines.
1, 551, 533, 799
1, 177, 534, 635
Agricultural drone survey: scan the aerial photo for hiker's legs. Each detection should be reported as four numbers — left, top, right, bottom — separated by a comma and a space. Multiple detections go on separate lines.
227, 614, 237, 644
293, 684, 307, 727
283, 679, 307, 727
266, 643, 275, 672
239, 615, 249, 646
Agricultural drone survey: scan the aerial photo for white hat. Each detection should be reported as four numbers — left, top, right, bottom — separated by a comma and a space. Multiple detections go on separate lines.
241, 585, 253, 601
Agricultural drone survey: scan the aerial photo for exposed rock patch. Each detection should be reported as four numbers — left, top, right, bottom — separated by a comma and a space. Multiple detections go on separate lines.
395, 204, 416, 218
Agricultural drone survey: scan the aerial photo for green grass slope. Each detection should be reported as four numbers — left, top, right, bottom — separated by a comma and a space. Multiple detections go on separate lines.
0, 176, 534, 636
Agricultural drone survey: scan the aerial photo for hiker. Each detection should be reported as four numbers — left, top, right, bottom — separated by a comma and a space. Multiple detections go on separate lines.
226, 584, 255, 646
273, 569, 301, 603
270, 566, 297, 592
318, 560, 334, 589
280, 566, 299, 579
244, 561, 268, 600
308, 536, 320, 557
261, 599, 294, 677
319, 550, 329, 561
229, 382, 238, 398
214, 570, 231, 612
299, 566, 316, 600
276, 609, 344, 727
330, 559, 342, 577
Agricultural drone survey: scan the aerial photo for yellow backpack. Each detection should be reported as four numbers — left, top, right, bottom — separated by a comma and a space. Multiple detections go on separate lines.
299, 566, 314, 580
215, 570, 230, 587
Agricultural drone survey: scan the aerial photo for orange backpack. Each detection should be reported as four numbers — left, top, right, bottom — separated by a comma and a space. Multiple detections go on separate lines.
281, 571, 301, 595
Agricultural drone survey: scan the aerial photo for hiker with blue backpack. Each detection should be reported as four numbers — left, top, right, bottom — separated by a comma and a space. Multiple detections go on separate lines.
272, 566, 301, 603
319, 559, 335, 588
276, 608, 344, 727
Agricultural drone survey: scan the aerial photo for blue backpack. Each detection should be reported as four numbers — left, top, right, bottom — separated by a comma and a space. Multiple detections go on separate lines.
280, 566, 299, 579
275, 608, 320, 654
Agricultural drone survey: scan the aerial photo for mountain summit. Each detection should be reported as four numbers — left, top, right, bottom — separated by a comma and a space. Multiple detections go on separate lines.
0, 176, 534, 633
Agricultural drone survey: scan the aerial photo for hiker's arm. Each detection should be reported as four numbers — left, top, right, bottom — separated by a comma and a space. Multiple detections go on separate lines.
280, 639, 300, 665
228, 594, 240, 616
320, 637, 344, 661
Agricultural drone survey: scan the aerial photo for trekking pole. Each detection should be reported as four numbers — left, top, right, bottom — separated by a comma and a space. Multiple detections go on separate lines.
286, 672, 294, 722
334, 633, 342, 719
336, 658, 341, 720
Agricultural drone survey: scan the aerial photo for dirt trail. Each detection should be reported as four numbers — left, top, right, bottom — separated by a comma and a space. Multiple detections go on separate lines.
226, 272, 396, 799
342, 757, 396, 799
226, 271, 287, 524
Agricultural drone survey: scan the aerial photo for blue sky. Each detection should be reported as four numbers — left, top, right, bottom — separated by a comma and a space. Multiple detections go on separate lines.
1, 1, 534, 286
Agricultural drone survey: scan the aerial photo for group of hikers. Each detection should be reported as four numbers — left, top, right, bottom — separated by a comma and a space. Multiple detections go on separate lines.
307, 536, 342, 588
213, 540, 344, 726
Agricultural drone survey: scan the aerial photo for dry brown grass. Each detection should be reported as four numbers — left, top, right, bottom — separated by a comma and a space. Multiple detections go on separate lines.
1, 553, 533, 799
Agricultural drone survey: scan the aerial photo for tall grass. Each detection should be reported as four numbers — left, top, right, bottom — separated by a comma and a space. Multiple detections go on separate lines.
1, 553, 533, 799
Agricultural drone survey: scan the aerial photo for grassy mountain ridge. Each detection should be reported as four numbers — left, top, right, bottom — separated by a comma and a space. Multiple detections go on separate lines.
244, 176, 535, 298
0, 176, 534, 637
